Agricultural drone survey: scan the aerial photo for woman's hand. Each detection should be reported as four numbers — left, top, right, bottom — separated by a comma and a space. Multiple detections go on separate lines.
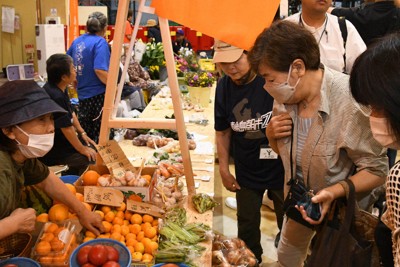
296, 189, 336, 225
10, 208, 37, 233
76, 208, 104, 236
220, 170, 241, 192
81, 134, 97, 147
266, 113, 293, 140
79, 146, 97, 162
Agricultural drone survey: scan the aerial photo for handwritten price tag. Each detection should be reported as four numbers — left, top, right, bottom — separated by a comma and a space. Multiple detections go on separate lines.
84, 186, 124, 207
126, 200, 164, 218
96, 140, 136, 178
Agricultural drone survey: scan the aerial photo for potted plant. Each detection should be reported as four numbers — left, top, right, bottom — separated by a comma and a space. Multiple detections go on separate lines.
175, 48, 200, 93
184, 70, 216, 107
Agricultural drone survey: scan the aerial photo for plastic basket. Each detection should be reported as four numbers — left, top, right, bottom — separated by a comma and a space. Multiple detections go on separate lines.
60, 175, 79, 184
0, 257, 40, 267
70, 238, 132, 267
0, 233, 32, 260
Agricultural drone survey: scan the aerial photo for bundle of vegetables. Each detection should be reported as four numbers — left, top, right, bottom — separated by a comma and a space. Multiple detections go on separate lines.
155, 240, 204, 265
192, 193, 219, 214
212, 234, 258, 267
163, 207, 187, 226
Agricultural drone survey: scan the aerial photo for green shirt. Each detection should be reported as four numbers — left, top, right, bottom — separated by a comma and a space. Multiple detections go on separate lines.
0, 150, 50, 219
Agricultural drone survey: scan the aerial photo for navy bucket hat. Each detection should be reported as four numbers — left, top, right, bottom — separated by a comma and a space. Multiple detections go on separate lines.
0, 80, 67, 128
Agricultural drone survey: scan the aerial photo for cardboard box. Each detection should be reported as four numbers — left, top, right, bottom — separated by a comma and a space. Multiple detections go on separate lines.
74, 164, 157, 202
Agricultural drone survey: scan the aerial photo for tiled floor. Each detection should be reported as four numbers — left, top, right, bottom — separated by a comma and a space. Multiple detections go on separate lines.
212, 164, 279, 265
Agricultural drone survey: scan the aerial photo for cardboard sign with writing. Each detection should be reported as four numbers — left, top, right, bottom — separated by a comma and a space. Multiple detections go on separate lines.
84, 186, 124, 207
127, 200, 165, 218
95, 140, 136, 179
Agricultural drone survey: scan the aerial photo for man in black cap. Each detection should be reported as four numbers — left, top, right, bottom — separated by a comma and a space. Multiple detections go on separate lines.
0, 80, 104, 240
172, 29, 192, 54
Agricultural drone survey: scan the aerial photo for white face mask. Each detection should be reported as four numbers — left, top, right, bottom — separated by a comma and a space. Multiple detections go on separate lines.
369, 116, 400, 149
265, 64, 301, 104
15, 125, 54, 158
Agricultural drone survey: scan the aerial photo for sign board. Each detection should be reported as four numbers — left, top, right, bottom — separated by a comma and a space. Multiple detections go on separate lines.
84, 186, 124, 207
127, 200, 164, 218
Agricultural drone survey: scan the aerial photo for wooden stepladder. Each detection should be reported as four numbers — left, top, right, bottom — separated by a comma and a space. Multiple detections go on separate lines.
98, 0, 196, 195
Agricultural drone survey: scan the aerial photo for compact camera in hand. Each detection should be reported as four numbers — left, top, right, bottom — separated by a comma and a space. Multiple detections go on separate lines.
297, 190, 321, 221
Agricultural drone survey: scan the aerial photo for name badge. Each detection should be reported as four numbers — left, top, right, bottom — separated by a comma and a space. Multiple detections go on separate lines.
260, 145, 278, 159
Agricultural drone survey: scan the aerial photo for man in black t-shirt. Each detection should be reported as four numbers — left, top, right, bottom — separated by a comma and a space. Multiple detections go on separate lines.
213, 40, 284, 264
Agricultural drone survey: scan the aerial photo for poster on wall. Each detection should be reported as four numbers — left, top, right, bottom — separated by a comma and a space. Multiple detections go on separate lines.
2, 6, 15, 33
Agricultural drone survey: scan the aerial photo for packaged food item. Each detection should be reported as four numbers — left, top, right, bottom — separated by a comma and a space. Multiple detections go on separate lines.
31, 221, 78, 266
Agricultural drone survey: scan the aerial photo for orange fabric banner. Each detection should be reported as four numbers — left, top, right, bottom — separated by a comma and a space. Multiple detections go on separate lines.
151, 0, 280, 51
68, 0, 79, 49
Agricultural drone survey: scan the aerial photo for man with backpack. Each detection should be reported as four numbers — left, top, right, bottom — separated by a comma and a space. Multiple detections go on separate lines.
286, 0, 366, 74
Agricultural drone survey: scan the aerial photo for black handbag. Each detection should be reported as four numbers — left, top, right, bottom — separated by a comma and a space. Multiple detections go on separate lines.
307, 179, 375, 267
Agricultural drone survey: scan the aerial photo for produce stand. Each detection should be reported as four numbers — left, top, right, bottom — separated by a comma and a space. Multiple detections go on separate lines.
95, 0, 215, 266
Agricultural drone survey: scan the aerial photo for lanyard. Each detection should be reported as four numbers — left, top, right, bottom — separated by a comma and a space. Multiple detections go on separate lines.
298, 14, 328, 45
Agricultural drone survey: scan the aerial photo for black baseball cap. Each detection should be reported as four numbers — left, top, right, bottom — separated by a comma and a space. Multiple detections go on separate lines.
0, 80, 67, 128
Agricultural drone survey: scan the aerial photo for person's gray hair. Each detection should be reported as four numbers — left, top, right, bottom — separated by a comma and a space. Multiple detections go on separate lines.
87, 12, 107, 34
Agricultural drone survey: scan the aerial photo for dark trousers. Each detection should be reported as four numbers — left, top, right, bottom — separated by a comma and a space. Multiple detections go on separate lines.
237, 187, 284, 262
375, 220, 394, 267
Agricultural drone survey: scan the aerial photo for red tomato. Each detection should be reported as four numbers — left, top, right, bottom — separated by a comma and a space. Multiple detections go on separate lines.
88, 244, 108, 266
102, 261, 121, 267
105, 245, 119, 262
77, 245, 92, 266
161, 264, 180, 267
82, 263, 96, 267
3, 264, 19, 267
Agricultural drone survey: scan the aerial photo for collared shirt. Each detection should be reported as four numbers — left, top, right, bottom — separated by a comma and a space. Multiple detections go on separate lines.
286, 13, 366, 73
273, 66, 388, 197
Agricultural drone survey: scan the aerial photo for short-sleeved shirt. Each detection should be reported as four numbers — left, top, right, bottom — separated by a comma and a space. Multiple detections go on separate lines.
0, 151, 49, 219
67, 33, 110, 100
41, 82, 77, 162
214, 75, 284, 190
124, 20, 133, 44
286, 13, 366, 73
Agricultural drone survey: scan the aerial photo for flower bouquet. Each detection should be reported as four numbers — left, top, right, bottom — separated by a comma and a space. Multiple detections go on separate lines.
140, 42, 166, 80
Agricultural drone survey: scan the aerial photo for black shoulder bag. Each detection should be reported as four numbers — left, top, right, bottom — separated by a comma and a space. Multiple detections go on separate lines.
282, 132, 321, 229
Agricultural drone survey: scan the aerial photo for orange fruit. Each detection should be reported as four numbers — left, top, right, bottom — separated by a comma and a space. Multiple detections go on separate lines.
130, 214, 142, 225
120, 236, 125, 243
117, 202, 126, 211
124, 211, 133, 221
116, 210, 125, 219
141, 175, 152, 184
144, 226, 157, 239
101, 205, 112, 214
145, 241, 158, 255
112, 217, 124, 226
85, 230, 96, 238
98, 234, 110, 239
142, 214, 154, 224
36, 213, 49, 223
111, 224, 122, 234
129, 224, 141, 235
102, 221, 112, 233
104, 211, 116, 223
110, 232, 122, 241
82, 202, 92, 211
141, 237, 152, 248
64, 183, 76, 194
45, 223, 59, 234
132, 252, 142, 261
152, 219, 159, 227
134, 242, 145, 254
126, 238, 138, 247
142, 253, 154, 262
94, 210, 104, 220
83, 236, 95, 243
121, 225, 130, 236
50, 237, 65, 252
53, 226, 67, 238
82, 170, 100, 186
35, 240, 51, 255
48, 204, 69, 222
127, 245, 135, 255
41, 232, 55, 242
75, 193, 84, 202
53, 253, 68, 263
141, 222, 152, 232
123, 220, 130, 226
136, 231, 145, 242
38, 256, 52, 264
68, 213, 78, 219
125, 233, 136, 241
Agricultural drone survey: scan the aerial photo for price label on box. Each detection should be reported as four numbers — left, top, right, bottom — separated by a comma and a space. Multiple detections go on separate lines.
84, 186, 124, 207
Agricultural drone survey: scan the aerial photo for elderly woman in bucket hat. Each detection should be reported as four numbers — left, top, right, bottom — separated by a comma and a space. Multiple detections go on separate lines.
0, 80, 104, 240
